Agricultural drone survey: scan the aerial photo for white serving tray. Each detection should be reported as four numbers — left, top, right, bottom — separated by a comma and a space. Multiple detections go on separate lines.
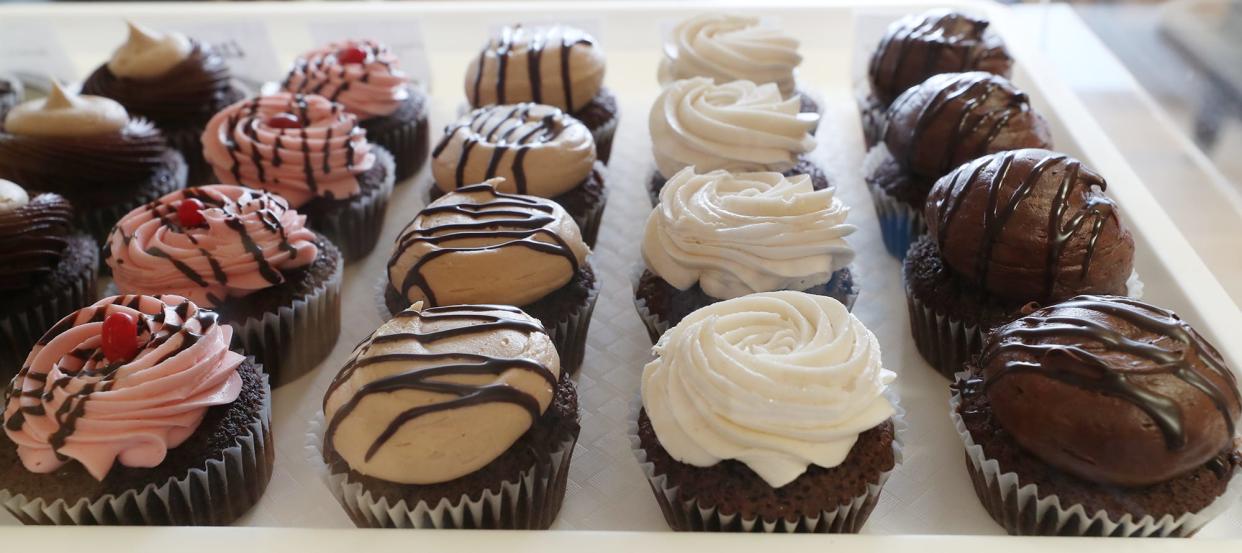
0, 0, 1240, 549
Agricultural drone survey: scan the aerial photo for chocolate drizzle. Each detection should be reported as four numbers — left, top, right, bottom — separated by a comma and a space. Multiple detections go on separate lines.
432, 103, 571, 193
867, 9, 1012, 105
0, 192, 75, 290
469, 25, 596, 113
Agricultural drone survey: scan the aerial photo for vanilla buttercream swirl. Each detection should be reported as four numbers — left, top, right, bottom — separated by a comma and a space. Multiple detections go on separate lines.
202, 93, 375, 207
649, 77, 818, 178
282, 40, 410, 120
107, 185, 319, 308
2, 294, 243, 481
106, 22, 193, 80
644, 168, 855, 299
431, 103, 595, 198
465, 25, 605, 113
4, 83, 129, 137
658, 14, 802, 96
641, 291, 895, 487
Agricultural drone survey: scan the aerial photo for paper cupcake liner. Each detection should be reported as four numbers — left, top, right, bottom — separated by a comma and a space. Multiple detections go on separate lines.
78, 154, 188, 243
360, 101, 430, 185
309, 147, 396, 263
0, 366, 273, 526
590, 114, 618, 165
306, 414, 577, 529
949, 378, 1242, 536
863, 146, 924, 260
569, 179, 607, 249
629, 390, 905, 533
0, 257, 98, 382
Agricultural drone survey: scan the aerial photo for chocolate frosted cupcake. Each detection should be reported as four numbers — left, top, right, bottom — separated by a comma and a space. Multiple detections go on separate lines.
635, 167, 858, 343
282, 39, 430, 183
106, 185, 342, 386
867, 72, 1051, 258
0, 76, 20, 121
386, 181, 597, 374
0, 181, 99, 381
0, 294, 272, 525
202, 92, 395, 261
659, 14, 818, 113
648, 77, 822, 204
906, 149, 1136, 378
634, 291, 901, 532
317, 303, 579, 529
951, 295, 1242, 536
81, 22, 247, 187
0, 83, 187, 242
860, 9, 1013, 148
429, 102, 606, 246
465, 24, 618, 163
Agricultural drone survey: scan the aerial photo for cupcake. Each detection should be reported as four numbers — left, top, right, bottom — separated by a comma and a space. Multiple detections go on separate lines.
0, 75, 20, 121
648, 77, 821, 204
634, 167, 858, 343
0, 181, 99, 382
201, 92, 395, 261
867, 71, 1051, 258
465, 24, 618, 163
860, 9, 1013, 148
81, 22, 247, 187
429, 102, 606, 246
634, 291, 901, 532
281, 39, 430, 183
0, 83, 187, 242
907, 149, 1136, 378
105, 185, 342, 387
0, 294, 272, 525
318, 303, 580, 529
659, 13, 818, 113
951, 295, 1242, 536
385, 181, 597, 374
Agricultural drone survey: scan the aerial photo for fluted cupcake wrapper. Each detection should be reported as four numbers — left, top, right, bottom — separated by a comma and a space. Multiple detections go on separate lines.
360, 106, 430, 185
628, 390, 905, 533
309, 147, 396, 263
79, 155, 188, 243
862, 146, 924, 260
0, 367, 273, 526
0, 258, 98, 382
306, 415, 576, 529
590, 114, 618, 166
949, 378, 1242, 537
572, 181, 607, 249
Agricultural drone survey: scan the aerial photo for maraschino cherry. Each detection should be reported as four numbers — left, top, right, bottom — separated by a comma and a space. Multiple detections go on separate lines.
101, 312, 140, 363
266, 112, 302, 129
177, 198, 206, 228
336, 46, 368, 65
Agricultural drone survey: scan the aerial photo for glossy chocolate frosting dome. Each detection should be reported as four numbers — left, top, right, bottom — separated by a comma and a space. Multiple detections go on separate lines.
978, 295, 1241, 487
0, 191, 74, 290
868, 9, 1013, 105
82, 41, 239, 128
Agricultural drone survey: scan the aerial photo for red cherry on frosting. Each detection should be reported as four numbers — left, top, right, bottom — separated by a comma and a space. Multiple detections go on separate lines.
336, 46, 368, 65
101, 312, 139, 363
266, 113, 302, 129
177, 198, 206, 228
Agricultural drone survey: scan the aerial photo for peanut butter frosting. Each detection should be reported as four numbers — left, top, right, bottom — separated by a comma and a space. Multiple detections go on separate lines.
465, 25, 606, 113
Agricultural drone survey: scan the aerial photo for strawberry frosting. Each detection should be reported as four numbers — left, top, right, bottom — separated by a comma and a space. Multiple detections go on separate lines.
282, 39, 410, 119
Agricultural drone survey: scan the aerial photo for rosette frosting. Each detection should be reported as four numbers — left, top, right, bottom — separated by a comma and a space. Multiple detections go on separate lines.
642, 291, 896, 488
649, 77, 817, 178
2, 295, 244, 481
465, 25, 605, 113
282, 39, 410, 120
202, 93, 376, 207
107, 185, 319, 307
0, 184, 75, 291
643, 168, 855, 299
658, 14, 802, 96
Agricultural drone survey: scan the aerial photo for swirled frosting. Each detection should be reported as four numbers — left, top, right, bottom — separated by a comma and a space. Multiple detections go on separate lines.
2, 294, 244, 481
0, 186, 75, 291
465, 25, 606, 113
323, 303, 559, 484
107, 185, 319, 308
388, 180, 589, 308
282, 40, 410, 120
658, 14, 802, 96
3, 82, 129, 137
431, 103, 595, 198
641, 291, 896, 487
202, 93, 376, 207
644, 168, 855, 299
649, 77, 817, 178
106, 21, 193, 80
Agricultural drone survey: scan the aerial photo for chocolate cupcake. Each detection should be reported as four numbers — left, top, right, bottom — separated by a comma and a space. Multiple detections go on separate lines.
106, 185, 342, 387
0, 181, 99, 382
0, 83, 187, 242
465, 24, 618, 163
428, 102, 606, 246
81, 22, 247, 187
860, 9, 1013, 147
634, 291, 901, 532
659, 13, 819, 113
906, 149, 1137, 378
317, 303, 579, 529
951, 295, 1242, 536
648, 77, 822, 205
0, 294, 272, 525
386, 181, 597, 375
282, 39, 430, 184
867, 72, 1051, 258
202, 92, 395, 262
0, 76, 20, 121
635, 167, 858, 343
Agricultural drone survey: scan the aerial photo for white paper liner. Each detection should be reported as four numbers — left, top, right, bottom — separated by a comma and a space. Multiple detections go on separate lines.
306, 414, 577, 529
0, 243, 98, 379
0, 364, 273, 526
948, 374, 1242, 536
310, 146, 396, 263
629, 389, 906, 533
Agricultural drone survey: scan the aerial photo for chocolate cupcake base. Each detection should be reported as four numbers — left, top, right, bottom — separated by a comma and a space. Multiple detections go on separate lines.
648, 157, 829, 206
797, 87, 821, 115
302, 147, 395, 262
79, 149, 188, 243
572, 87, 619, 164
360, 90, 431, 184
857, 92, 886, 149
